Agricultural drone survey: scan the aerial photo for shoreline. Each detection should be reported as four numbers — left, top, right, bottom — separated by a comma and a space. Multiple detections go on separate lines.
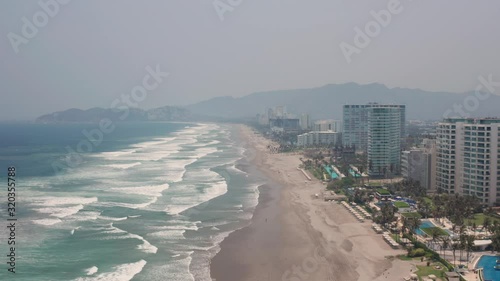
210, 125, 416, 281
210, 125, 284, 280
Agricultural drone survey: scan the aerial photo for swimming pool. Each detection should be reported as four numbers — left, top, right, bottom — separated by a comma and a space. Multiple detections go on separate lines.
349, 168, 360, 178
477, 255, 500, 280
415, 220, 437, 236
324, 165, 339, 179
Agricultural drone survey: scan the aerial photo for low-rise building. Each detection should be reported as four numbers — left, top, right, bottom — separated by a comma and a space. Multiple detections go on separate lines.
297, 131, 341, 146
313, 119, 342, 132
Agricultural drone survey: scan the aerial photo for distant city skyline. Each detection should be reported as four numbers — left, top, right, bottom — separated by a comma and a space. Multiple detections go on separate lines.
1, 1, 499, 120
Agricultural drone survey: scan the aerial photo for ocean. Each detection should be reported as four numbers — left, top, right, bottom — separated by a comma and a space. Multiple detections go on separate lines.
0, 122, 260, 281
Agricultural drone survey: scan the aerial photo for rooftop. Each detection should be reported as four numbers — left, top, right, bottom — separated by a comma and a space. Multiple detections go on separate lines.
442, 117, 500, 124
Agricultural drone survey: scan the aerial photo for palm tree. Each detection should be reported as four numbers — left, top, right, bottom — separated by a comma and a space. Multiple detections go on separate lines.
358, 165, 365, 185
483, 216, 491, 233
441, 237, 450, 260
451, 242, 459, 267
492, 231, 500, 252
402, 218, 409, 238
430, 228, 442, 250
459, 225, 467, 263
466, 235, 475, 262
406, 218, 421, 241
490, 221, 500, 235
418, 199, 432, 219
378, 204, 396, 227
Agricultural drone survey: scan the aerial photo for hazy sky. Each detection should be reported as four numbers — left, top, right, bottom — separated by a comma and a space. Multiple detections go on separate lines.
1, 1, 499, 120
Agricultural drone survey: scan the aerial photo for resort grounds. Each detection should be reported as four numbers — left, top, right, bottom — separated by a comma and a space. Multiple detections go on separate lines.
211, 125, 500, 281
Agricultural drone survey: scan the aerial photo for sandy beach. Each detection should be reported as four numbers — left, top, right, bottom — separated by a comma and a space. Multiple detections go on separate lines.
211, 125, 416, 281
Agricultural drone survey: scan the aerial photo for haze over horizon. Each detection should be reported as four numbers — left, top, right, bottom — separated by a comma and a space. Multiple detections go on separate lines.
1, 0, 499, 120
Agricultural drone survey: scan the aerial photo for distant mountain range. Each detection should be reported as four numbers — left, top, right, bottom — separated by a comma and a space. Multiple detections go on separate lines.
36, 83, 500, 122
36, 106, 193, 123
186, 83, 500, 120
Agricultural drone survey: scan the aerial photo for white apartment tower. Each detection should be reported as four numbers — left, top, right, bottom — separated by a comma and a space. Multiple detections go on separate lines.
367, 105, 403, 177
343, 103, 405, 152
436, 118, 500, 206
300, 114, 311, 130
342, 103, 406, 177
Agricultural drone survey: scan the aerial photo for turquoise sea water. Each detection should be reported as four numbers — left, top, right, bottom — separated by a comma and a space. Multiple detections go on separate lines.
477, 255, 500, 281
0, 122, 260, 280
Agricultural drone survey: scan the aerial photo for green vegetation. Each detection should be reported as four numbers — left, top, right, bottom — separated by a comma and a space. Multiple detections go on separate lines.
307, 167, 323, 180
401, 212, 422, 219
397, 254, 417, 261
326, 177, 354, 190
404, 236, 455, 272
394, 201, 410, 208
421, 227, 448, 237
408, 248, 426, 257
374, 203, 396, 226
415, 264, 447, 280
465, 213, 500, 225
365, 182, 384, 187
422, 197, 433, 207
376, 188, 391, 195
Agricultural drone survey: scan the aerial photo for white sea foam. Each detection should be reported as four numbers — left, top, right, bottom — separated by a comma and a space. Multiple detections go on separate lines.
107, 162, 142, 169
103, 183, 169, 209
101, 224, 158, 254
112, 183, 169, 197
74, 260, 146, 281
29, 196, 98, 207
200, 220, 236, 229
102, 198, 158, 210
95, 136, 180, 162
70, 211, 102, 222
162, 160, 195, 183
98, 216, 128, 221
189, 140, 220, 147
84, 266, 98, 276
34, 204, 84, 218
143, 254, 194, 281
96, 149, 137, 159
71, 226, 82, 235
131, 138, 175, 149
165, 176, 228, 215
28, 196, 98, 225
132, 233, 158, 254
32, 218, 62, 226
148, 229, 186, 240
228, 163, 247, 174
149, 224, 199, 231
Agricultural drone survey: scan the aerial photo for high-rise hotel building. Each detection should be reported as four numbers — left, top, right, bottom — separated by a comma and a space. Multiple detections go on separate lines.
436, 118, 500, 206
343, 103, 406, 177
